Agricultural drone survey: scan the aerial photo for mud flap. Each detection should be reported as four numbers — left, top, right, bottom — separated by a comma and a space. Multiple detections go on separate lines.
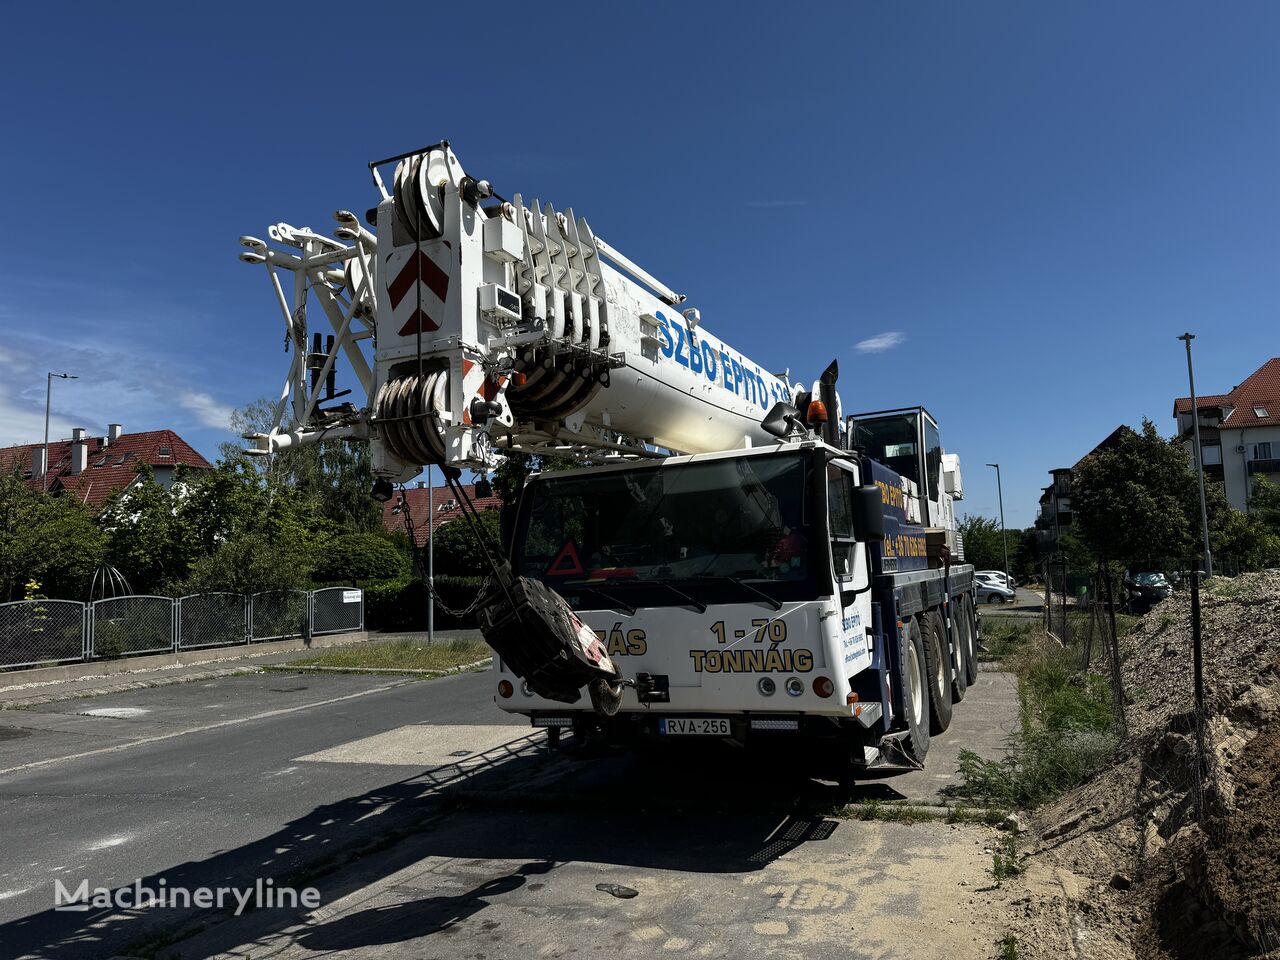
478, 571, 622, 705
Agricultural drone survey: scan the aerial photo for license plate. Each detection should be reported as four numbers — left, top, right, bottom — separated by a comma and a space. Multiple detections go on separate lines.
659, 718, 732, 736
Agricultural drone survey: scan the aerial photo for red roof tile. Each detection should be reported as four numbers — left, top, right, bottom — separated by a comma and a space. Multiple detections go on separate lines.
1173, 358, 1280, 429
382, 483, 503, 547
0, 429, 212, 509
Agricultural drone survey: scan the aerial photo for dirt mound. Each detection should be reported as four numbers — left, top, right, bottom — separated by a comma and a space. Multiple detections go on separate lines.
1008, 571, 1280, 960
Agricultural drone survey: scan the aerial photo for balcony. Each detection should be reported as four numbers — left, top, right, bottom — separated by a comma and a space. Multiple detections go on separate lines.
1247, 458, 1280, 476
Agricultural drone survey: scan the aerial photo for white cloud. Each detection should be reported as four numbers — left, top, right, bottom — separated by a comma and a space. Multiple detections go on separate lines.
854, 331, 906, 353
178, 391, 235, 429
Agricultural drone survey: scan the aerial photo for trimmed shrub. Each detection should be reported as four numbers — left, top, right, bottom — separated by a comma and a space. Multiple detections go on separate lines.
313, 533, 409, 584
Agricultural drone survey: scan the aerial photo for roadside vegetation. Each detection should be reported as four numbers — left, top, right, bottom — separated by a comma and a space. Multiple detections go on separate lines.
287, 637, 491, 673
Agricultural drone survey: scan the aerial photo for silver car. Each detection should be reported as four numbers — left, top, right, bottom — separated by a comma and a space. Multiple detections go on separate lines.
974, 579, 1016, 604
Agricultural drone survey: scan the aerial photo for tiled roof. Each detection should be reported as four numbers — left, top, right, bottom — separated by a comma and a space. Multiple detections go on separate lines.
1173, 358, 1280, 429
0, 429, 212, 509
382, 483, 503, 547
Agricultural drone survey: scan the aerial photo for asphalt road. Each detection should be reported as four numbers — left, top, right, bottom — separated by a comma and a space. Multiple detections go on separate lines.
0, 667, 1019, 960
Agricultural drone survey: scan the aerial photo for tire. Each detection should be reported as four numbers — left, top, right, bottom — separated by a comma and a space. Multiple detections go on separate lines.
962, 594, 979, 685
897, 617, 931, 764
922, 611, 954, 734
987, 593, 1006, 605
948, 600, 969, 703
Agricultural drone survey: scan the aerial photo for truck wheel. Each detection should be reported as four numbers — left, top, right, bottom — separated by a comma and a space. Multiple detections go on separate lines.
962, 594, 979, 685
923, 612, 954, 734
898, 616, 931, 764
949, 601, 969, 703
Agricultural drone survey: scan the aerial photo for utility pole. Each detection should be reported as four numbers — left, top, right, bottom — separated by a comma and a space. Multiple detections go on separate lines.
1178, 333, 1213, 577
43, 372, 78, 492
986, 463, 1010, 588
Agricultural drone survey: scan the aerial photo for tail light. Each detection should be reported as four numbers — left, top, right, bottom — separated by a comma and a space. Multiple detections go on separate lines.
497, 680, 514, 698
813, 676, 835, 698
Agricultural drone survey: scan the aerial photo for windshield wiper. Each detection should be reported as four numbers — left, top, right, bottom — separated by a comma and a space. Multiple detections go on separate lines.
691, 575, 783, 611
560, 581, 636, 616
651, 579, 708, 613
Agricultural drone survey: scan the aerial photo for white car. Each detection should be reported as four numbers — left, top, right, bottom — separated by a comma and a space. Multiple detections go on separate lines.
974, 580, 1016, 604
976, 571, 1016, 592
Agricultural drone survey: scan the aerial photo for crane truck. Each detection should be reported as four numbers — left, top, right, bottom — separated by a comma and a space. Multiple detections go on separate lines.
236, 141, 980, 778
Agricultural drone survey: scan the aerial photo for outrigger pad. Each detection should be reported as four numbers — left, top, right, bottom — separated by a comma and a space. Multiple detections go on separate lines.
478, 574, 620, 704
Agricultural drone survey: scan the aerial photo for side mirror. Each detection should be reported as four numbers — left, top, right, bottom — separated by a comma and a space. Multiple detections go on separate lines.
852, 485, 885, 542
762, 402, 803, 439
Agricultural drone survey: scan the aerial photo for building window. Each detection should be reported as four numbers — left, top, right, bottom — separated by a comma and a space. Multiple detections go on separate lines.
158, 446, 171, 457
1254, 406, 1269, 418
1253, 442, 1273, 460
1201, 444, 1222, 466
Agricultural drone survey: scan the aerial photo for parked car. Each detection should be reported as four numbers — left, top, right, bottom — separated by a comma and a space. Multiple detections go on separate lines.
975, 580, 1016, 605
976, 570, 1017, 592
1123, 572, 1173, 613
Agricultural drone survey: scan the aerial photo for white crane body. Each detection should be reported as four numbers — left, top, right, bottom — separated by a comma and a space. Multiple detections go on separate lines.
238, 142, 978, 775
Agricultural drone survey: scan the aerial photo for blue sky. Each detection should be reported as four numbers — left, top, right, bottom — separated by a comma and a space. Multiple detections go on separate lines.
2, 2, 1277, 527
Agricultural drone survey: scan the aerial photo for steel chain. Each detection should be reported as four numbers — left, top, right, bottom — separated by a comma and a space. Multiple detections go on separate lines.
396, 483, 491, 621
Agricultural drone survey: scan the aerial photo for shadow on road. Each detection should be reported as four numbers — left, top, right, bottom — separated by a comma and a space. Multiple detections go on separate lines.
2, 734, 908, 959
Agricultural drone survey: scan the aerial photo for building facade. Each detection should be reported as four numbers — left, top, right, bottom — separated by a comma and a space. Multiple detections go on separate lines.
1034, 426, 1134, 555
1173, 358, 1280, 512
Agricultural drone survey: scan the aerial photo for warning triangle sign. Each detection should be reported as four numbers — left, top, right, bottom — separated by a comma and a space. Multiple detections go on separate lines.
545, 541, 584, 577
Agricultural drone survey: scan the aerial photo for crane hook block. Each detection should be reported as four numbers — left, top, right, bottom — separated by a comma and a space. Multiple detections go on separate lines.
477, 574, 621, 706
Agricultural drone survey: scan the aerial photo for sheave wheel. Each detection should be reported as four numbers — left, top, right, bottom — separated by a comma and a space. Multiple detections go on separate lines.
897, 616, 931, 764
923, 611, 954, 734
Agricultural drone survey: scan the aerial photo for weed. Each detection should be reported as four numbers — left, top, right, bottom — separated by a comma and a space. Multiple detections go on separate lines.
287, 637, 490, 672
979, 617, 1036, 661
991, 834, 1023, 884
843, 800, 934, 824
946, 804, 1009, 827
997, 933, 1020, 960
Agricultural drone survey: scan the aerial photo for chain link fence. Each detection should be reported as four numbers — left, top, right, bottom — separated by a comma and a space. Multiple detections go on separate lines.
311, 587, 363, 636
1, 590, 363, 671
91, 595, 175, 658
250, 590, 311, 642
0, 600, 88, 670
179, 593, 248, 650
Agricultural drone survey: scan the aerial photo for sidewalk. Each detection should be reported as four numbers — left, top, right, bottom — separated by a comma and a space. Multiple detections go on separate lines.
0, 630, 479, 708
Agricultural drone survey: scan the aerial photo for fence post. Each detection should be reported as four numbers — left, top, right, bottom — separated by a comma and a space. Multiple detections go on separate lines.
244, 594, 251, 644
172, 598, 179, 653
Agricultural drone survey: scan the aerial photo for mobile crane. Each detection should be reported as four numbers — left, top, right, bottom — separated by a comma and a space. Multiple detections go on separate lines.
236, 141, 979, 776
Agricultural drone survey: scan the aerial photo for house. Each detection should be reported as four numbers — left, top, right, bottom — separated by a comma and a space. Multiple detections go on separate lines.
1173, 357, 1280, 512
0, 424, 212, 510
1034, 425, 1135, 554
382, 482, 504, 547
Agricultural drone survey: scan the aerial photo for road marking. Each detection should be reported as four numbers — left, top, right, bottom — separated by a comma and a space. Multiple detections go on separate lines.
0, 680, 416, 777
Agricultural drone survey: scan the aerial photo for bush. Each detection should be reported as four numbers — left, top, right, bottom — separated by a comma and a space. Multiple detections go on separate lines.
312, 533, 409, 584
363, 575, 487, 631
177, 533, 314, 595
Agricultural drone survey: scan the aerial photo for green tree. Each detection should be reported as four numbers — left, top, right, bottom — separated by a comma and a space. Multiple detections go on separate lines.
1072, 421, 1198, 566
0, 475, 107, 600
180, 532, 315, 594
98, 466, 193, 593
431, 510, 504, 576
491, 451, 583, 506
1249, 476, 1280, 533
313, 532, 409, 583
958, 515, 1005, 571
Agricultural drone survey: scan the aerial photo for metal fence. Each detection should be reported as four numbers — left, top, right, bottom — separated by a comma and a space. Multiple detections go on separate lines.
311, 587, 365, 636
0, 589, 363, 671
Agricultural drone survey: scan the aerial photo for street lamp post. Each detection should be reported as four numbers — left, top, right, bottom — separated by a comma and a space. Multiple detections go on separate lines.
986, 463, 1010, 589
1178, 333, 1213, 577
43, 372, 78, 492
427, 464, 434, 644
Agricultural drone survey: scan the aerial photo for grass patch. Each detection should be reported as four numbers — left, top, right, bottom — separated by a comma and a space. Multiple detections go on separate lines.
288, 637, 491, 672
991, 832, 1024, 883
997, 933, 1020, 960
955, 636, 1118, 810
842, 800, 935, 824
979, 616, 1037, 661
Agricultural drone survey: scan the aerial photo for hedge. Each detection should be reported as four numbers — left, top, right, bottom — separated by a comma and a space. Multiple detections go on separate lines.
363, 576, 487, 631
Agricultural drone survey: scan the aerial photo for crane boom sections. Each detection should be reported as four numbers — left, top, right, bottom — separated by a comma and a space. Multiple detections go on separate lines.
238, 142, 828, 481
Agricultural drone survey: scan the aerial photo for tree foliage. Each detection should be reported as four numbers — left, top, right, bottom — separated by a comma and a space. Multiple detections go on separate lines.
0, 475, 106, 601
312, 532, 409, 584
431, 510, 504, 577
1072, 419, 1278, 570
491, 451, 583, 506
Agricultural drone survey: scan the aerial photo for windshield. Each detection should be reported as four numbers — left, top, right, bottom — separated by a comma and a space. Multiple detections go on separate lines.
514, 452, 821, 607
